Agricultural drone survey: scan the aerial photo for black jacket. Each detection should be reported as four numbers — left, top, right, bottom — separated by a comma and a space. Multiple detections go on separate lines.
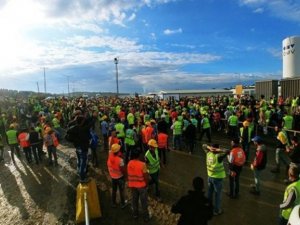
171, 190, 213, 225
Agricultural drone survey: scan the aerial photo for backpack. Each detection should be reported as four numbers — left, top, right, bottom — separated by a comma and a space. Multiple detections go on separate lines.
65, 124, 79, 143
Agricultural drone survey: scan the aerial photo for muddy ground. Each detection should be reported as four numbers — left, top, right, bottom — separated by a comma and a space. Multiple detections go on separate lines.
0, 131, 287, 225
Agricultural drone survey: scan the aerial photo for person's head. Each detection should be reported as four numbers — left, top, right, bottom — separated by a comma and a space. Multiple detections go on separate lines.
192, 176, 204, 191
148, 139, 158, 150
288, 164, 300, 182
275, 124, 283, 132
111, 143, 121, 154
252, 136, 262, 145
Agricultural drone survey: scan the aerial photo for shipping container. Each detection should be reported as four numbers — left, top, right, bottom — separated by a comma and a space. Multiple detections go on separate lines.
255, 80, 278, 100
280, 77, 300, 99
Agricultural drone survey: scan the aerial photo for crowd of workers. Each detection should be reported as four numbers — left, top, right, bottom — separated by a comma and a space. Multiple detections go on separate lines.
0, 93, 300, 224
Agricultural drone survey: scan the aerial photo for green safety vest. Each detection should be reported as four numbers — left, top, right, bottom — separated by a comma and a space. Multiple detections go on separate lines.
206, 152, 226, 179
145, 149, 160, 174
125, 129, 135, 146
191, 118, 198, 128
115, 123, 125, 138
52, 117, 60, 128
282, 180, 300, 220
202, 117, 210, 129
127, 113, 135, 125
6, 129, 18, 145
283, 115, 293, 130
228, 115, 238, 126
173, 121, 182, 135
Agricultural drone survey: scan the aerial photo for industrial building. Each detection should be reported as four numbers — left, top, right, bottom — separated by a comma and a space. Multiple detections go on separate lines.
256, 36, 300, 99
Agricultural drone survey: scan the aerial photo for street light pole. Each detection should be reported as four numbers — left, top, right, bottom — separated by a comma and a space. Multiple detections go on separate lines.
43, 67, 47, 94
114, 57, 119, 97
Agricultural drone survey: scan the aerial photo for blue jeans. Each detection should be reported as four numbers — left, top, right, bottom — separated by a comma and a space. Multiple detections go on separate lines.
207, 177, 223, 213
76, 147, 88, 180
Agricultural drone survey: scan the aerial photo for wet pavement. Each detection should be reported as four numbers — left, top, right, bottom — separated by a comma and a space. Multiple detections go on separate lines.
0, 129, 291, 225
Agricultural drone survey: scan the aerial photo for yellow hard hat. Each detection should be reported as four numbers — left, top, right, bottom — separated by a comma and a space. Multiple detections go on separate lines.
243, 121, 249, 127
148, 139, 158, 148
111, 144, 121, 153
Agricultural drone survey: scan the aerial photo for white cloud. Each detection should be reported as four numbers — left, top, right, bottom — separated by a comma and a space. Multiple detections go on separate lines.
170, 43, 196, 49
163, 28, 183, 35
267, 48, 282, 58
239, 0, 300, 23
150, 32, 157, 40
128, 13, 136, 21
253, 7, 264, 13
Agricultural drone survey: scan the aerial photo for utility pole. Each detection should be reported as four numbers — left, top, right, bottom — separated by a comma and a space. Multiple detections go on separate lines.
43, 67, 47, 94
114, 57, 119, 97
36, 82, 40, 94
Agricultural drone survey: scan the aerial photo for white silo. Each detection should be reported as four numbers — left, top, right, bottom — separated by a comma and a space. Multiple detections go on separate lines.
282, 36, 300, 78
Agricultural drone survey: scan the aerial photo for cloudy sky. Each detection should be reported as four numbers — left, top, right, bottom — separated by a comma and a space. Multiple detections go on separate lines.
0, 0, 299, 94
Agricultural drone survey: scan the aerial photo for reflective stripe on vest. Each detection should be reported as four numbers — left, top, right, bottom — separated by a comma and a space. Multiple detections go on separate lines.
206, 152, 226, 178
145, 149, 160, 174
127, 160, 147, 188
282, 180, 300, 220
107, 153, 123, 179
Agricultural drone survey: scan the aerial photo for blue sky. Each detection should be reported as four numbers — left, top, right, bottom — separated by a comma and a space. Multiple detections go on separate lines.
0, 0, 299, 94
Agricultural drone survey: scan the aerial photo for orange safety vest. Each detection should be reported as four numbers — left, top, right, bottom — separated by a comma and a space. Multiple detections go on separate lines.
145, 126, 154, 143
127, 160, 147, 188
109, 136, 120, 149
18, 132, 30, 148
231, 147, 246, 166
157, 133, 168, 148
141, 127, 147, 144
107, 153, 123, 179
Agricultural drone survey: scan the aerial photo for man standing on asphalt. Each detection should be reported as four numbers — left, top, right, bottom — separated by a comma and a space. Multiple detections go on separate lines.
107, 143, 127, 208
271, 125, 290, 174
199, 113, 211, 143
127, 149, 151, 222
68, 112, 93, 183
171, 176, 213, 225
203, 143, 227, 215
279, 164, 300, 225
145, 139, 161, 201
250, 136, 267, 195
227, 138, 246, 199
6, 124, 21, 164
